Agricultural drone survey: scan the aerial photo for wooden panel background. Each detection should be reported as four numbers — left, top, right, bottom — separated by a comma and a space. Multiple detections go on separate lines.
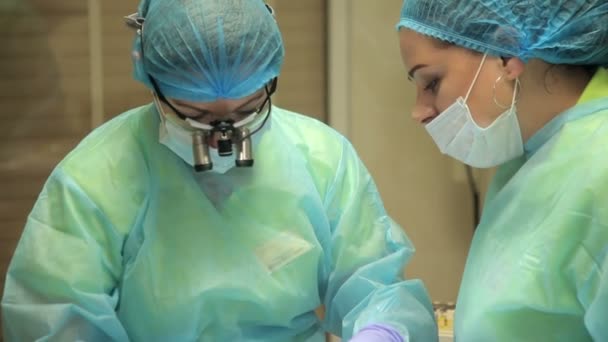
0, 0, 326, 339
1, 4, 92, 339
272, 0, 327, 121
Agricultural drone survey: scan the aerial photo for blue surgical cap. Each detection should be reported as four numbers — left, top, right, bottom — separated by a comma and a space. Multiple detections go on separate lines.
397, 0, 608, 67
131, 0, 284, 102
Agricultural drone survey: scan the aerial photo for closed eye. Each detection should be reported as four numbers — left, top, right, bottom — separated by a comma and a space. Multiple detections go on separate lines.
424, 78, 440, 93
235, 109, 258, 117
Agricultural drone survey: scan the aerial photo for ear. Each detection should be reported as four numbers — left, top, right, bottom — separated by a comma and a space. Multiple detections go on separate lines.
502, 57, 525, 80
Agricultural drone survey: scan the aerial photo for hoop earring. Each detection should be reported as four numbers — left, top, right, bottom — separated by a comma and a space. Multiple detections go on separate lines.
493, 75, 521, 109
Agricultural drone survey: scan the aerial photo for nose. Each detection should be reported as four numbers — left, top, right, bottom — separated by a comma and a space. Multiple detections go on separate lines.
411, 103, 438, 125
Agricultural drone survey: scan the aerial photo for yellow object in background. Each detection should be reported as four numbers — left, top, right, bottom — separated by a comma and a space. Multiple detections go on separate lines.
434, 302, 455, 333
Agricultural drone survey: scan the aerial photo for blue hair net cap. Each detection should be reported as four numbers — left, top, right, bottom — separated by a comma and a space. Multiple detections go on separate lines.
397, 0, 608, 67
131, 0, 284, 102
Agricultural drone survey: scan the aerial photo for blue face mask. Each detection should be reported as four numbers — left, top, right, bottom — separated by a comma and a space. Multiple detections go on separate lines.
424, 53, 524, 168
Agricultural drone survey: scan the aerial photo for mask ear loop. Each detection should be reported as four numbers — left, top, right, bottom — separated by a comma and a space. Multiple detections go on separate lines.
460, 53, 487, 233
152, 92, 168, 122
493, 76, 521, 109
464, 53, 488, 102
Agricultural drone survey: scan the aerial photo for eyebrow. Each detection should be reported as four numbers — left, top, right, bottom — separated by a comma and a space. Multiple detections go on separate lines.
408, 64, 428, 79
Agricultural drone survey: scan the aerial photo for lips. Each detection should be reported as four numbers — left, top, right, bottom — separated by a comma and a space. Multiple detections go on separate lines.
422, 115, 437, 125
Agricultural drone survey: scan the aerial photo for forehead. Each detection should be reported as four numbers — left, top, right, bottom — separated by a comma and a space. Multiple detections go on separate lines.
399, 29, 450, 64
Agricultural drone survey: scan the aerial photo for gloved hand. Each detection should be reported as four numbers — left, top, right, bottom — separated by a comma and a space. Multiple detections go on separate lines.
349, 324, 404, 342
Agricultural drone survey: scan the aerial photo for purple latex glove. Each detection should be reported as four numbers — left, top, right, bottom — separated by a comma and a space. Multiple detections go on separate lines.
349, 324, 404, 342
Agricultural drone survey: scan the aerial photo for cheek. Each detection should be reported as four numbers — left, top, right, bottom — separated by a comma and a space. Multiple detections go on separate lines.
465, 69, 506, 127
434, 82, 464, 113
467, 92, 503, 127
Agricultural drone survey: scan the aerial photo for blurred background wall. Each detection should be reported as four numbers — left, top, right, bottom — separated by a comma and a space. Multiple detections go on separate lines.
0, 1, 493, 340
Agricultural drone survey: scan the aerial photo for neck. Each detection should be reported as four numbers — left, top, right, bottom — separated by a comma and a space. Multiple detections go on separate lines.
517, 62, 593, 142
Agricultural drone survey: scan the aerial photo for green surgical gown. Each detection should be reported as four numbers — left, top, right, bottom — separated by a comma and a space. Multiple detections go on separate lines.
456, 68, 608, 341
2, 105, 437, 341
